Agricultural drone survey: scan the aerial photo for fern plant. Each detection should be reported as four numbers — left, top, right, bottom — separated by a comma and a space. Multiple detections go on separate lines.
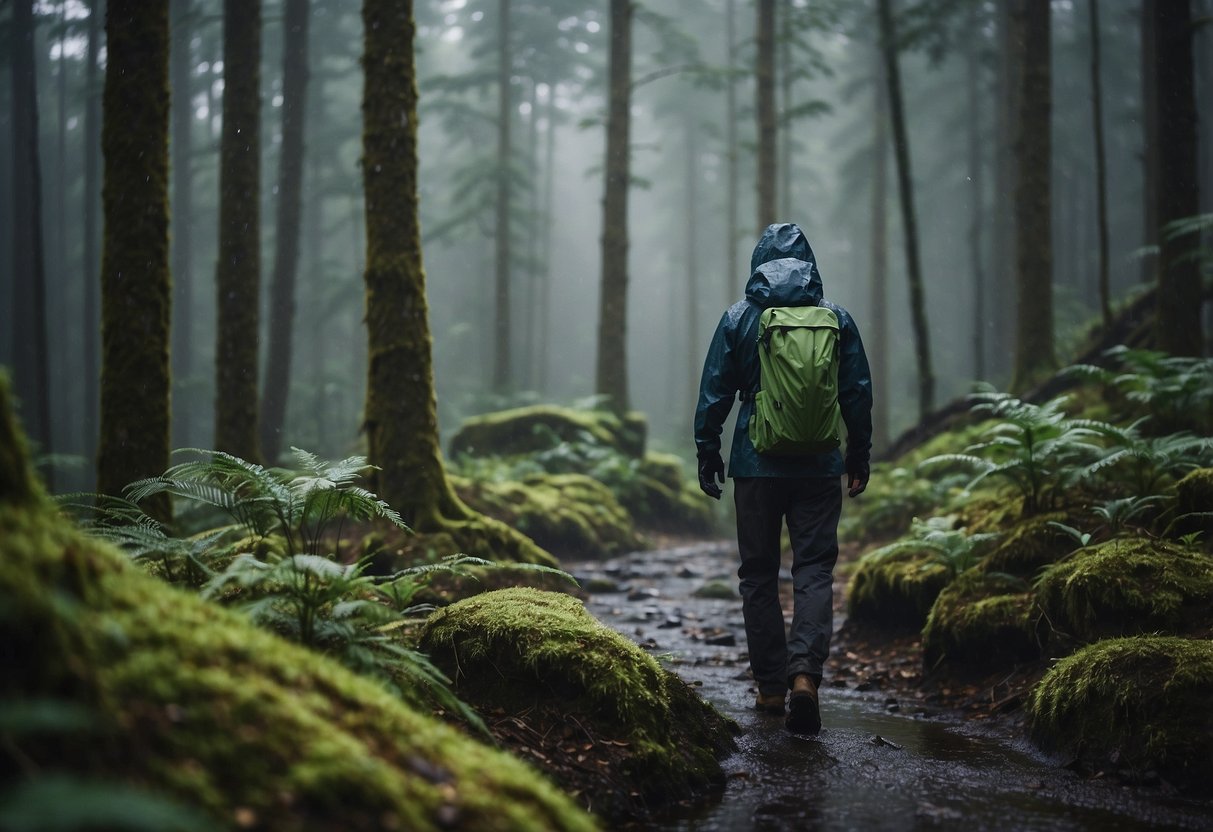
919, 391, 1108, 515
865, 516, 1000, 577
1066, 346, 1213, 433
1082, 419, 1213, 495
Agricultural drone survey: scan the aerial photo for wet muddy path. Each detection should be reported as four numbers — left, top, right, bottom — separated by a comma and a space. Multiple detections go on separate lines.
571, 542, 1212, 831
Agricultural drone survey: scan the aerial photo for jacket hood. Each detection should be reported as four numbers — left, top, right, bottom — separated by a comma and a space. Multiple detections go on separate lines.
750, 222, 816, 273
745, 257, 824, 309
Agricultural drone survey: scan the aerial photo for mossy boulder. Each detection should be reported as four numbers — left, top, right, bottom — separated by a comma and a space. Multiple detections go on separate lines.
450, 405, 646, 459
846, 546, 952, 630
0, 508, 594, 831
1028, 636, 1213, 787
419, 588, 736, 820
621, 452, 715, 535
1172, 467, 1213, 539
1035, 537, 1213, 645
977, 512, 1080, 579
921, 572, 1040, 669
451, 473, 644, 560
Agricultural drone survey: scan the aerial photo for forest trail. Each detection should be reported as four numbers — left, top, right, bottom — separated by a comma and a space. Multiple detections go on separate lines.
572, 541, 1213, 831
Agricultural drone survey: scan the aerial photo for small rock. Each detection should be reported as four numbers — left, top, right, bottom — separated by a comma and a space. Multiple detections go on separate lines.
871, 735, 902, 750
626, 587, 660, 601
677, 566, 700, 578
658, 616, 683, 629
705, 632, 737, 647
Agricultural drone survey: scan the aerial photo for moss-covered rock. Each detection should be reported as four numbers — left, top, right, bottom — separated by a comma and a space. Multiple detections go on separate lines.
1171, 467, 1213, 540
846, 546, 952, 630
450, 405, 646, 459
1028, 636, 1213, 787
1036, 537, 1213, 645
921, 571, 1040, 669
419, 588, 735, 820
977, 512, 1080, 578
0, 507, 595, 831
621, 452, 715, 536
451, 473, 644, 560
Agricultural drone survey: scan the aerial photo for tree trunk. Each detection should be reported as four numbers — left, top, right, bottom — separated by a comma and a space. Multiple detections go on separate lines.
82, 0, 103, 481
97, 0, 171, 521
493, 0, 512, 394
1153, 1, 1202, 356
595, 0, 633, 413
260, 0, 311, 464
869, 42, 890, 453
778, 0, 791, 219
535, 83, 556, 393
1088, 0, 1111, 329
9, 0, 53, 469
755, 0, 776, 231
725, 0, 739, 303
685, 116, 700, 413
966, 3, 987, 381
877, 0, 934, 420
170, 0, 194, 450
522, 78, 539, 393
214, 0, 262, 461
1140, 0, 1159, 286
1011, 0, 1055, 389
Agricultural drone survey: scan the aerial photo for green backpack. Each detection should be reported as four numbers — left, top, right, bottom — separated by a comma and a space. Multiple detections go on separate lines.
748, 304, 842, 455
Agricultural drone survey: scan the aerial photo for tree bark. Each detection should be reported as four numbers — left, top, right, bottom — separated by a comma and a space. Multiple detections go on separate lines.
724, 0, 739, 304
1088, 0, 1111, 329
9, 0, 53, 468
536, 83, 556, 393
214, 0, 262, 461
170, 0, 194, 450
755, 0, 776, 231
1011, 0, 1055, 389
991, 0, 1020, 383
778, 0, 792, 219
685, 115, 700, 411
97, 0, 171, 521
966, 2, 987, 381
1140, 0, 1158, 286
1152, 1, 1202, 356
877, 0, 934, 420
260, 0, 311, 463
869, 42, 889, 453
595, 0, 633, 413
493, 0, 513, 394
82, 0, 103, 479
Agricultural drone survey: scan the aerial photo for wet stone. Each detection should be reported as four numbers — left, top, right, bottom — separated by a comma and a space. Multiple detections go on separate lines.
626, 587, 660, 602
659, 616, 683, 629
704, 632, 737, 647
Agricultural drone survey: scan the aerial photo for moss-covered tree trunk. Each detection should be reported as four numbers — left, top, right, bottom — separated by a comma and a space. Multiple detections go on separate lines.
170, 0, 194, 450
260, 0, 310, 464
97, 0, 171, 522
595, 0, 633, 413
1088, 0, 1111, 330
1010, 0, 1055, 390
1140, 0, 1158, 286
755, 0, 776, 231
493, 0, 513, 394
1152, 1, 1202, 356
877, 0, 934, 419
965, 3, 986, 382
214, 0, 262, 461
9, 0, 53, 466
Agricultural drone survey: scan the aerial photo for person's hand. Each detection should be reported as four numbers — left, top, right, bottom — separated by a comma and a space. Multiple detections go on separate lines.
698, 453, 725, 500
846, 462, 869, 498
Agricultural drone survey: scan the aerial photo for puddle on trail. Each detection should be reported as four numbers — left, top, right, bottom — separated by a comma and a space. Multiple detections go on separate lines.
572, 542, 1213, 832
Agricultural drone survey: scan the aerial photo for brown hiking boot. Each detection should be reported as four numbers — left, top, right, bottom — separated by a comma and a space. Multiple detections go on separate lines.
755, 690, 786, 714
786, 674, 821, 735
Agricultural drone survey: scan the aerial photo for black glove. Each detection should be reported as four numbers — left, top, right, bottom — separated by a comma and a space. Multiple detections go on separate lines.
846, 460, 869, 498
698, 452, 725, 500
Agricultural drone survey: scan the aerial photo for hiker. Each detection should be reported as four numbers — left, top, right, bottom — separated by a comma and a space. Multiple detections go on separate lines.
694, 222, 873, 735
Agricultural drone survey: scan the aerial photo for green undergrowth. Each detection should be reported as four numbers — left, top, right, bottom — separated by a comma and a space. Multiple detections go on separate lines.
1028, 636, 1213, 786
1172, 467, 1213, 539
0, 503, 593, 827
420, 588, 736, 815
921, 571, 1039, 670
976, 512, 1082, 578
452, 473, 644, 560
846, 545, 952, 630
449, 404, 646, 459
1036, 537, 1213, 645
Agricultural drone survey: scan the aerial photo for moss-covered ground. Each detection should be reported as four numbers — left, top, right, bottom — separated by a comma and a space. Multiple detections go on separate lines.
419, 588, 737, 821
921, 571, 1039, 670
846, 546, 951, 631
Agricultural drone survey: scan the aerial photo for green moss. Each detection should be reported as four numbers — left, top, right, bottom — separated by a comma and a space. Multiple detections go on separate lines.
949, 491, 1025, 535
0, 373, 40, 507
693, 580, 737, 600
622, 453, 715, 536
452, 473, 644, 560
0, 505, 595, 831
978, 512, 1080, 578
1036, 537, 1213, 645
450, 405, 646, 460
922, 571, 1039, 669
1171, 468, 1213, 539
846, 545, 952, 630
420, 589, 735, 811
1028, 636, 1213, 785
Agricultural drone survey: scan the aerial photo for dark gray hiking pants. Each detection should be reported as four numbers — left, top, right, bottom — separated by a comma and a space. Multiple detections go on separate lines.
733, 477, 842, 695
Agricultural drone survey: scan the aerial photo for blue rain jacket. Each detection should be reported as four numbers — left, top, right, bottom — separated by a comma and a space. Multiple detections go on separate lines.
694, 223, 874, 478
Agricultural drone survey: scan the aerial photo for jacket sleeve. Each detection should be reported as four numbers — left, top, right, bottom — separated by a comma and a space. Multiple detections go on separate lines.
837, 311, 874, 470
694, 311, 739, 458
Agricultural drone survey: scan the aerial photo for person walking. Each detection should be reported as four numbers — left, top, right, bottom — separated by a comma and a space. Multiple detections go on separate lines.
694, 222, 873, 735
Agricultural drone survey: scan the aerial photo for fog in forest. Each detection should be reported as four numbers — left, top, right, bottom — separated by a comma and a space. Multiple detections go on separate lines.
2, 0, 1212, 490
